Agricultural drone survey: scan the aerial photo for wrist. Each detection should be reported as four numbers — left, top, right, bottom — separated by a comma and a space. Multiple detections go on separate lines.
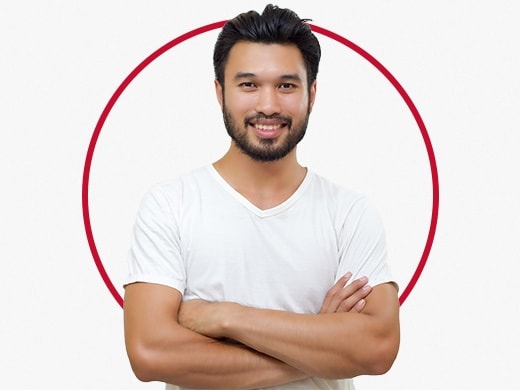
219, 302, 245, 339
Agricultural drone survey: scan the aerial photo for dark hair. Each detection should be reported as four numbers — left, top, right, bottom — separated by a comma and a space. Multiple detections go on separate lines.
213, 4, 321, 89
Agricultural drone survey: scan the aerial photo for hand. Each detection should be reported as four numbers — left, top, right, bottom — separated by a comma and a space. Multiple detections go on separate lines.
319, 272, 372, 314
178, 299, 234, 339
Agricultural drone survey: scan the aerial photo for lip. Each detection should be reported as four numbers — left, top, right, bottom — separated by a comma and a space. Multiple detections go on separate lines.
249, 122, 287, 139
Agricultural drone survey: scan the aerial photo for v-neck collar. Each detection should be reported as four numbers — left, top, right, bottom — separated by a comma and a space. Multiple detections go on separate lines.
207, 164, 313, 218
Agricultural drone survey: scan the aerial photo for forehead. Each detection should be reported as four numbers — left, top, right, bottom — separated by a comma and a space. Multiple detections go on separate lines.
224, 42, 307, 82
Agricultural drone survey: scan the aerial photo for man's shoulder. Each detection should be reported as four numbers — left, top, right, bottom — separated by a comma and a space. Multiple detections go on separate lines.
306, 171, 382, 223
149, 165, 211, 192
139, 165, 213, 208
307, 170, 362, 203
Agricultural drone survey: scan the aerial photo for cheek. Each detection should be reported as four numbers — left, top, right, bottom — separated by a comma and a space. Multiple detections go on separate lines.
283, 96, 309, 115
225, 91, 255, 114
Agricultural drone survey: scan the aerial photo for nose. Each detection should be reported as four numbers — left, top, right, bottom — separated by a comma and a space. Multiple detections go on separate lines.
255, 87, 281, 116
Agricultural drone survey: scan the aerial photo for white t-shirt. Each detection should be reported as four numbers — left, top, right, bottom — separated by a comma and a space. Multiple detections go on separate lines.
125, 165, 395, 389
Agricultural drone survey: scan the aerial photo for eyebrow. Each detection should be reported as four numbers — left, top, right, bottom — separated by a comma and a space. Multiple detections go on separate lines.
233, 72, 303, 82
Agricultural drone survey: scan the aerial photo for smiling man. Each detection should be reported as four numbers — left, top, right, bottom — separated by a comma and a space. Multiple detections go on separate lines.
222, 43, 310, 163
123, 4, 400, 389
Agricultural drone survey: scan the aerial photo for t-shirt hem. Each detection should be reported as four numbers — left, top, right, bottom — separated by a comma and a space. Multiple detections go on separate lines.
123, 273, 184, 295
369, 277, 399, 292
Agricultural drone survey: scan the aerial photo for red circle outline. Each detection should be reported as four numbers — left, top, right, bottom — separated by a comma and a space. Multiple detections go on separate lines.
82, 21, 439, 308
309, 25, 439, 305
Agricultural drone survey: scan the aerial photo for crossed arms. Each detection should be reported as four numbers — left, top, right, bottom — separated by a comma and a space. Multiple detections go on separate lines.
124, 273, 400, 389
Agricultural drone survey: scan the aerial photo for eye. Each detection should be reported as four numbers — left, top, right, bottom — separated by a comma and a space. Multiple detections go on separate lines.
239, 82, 256, 89
279, 83, 296, 91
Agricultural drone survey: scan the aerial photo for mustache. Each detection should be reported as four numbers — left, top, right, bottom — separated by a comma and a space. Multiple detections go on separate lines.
244, 113, 292, 127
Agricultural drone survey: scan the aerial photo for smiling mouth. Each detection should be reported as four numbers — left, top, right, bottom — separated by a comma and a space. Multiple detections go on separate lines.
253, 123, 285, 131
249, 122, 287, 139
246, 114, 291, 138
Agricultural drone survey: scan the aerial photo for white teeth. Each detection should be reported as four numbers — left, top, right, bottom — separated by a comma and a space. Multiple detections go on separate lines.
255, 124, 282, 130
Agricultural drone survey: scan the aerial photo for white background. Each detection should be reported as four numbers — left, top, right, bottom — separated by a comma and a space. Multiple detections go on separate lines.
1, 1, 519, 388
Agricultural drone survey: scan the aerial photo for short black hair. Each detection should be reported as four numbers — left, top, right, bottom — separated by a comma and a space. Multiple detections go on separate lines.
213, 4, 321, 89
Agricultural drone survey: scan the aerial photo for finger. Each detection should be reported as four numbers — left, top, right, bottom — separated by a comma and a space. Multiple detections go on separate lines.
331, 276, 368, 311
337, 284, 372, 313
320, 273, 352, 313
351, 298, 366, 313
323, 276, 371, 313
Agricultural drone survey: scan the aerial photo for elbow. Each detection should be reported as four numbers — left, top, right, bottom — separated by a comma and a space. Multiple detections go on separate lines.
321, 336, 399, 379
126, 343, 163, 382
364, 351, 396, 376
363, 333, 400, 375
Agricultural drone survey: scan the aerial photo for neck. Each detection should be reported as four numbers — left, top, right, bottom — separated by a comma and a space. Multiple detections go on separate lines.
213, 143, 307, 209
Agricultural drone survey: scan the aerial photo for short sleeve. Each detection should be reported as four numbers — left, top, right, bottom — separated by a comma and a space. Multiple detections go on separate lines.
336, 197, 397, 289
123, 184, 186, 294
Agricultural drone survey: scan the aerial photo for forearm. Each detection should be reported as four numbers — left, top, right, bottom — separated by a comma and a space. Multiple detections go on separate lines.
124, 283, 307, 389
131, 325, 307, 388
214, 284, 400, 379
221, 309, 384, 378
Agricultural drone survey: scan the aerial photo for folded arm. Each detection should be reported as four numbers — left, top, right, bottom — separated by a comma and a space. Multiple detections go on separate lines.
179, 282, 400, 379
123, 273, 375, 387
124, 282, 307, 389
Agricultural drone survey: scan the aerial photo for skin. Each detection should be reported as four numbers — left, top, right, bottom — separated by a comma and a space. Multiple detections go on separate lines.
213, 42, 316, 209
125, 274, 373, 388
124, 42, 400, 387
220, 44, 311, 163
178, 284, 398, 379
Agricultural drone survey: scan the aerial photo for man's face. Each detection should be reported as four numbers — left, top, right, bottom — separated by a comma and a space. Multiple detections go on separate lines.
216, 42, 317, 162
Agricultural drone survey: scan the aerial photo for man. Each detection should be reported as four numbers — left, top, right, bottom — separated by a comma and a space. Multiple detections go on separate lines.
123, 4, 399, 389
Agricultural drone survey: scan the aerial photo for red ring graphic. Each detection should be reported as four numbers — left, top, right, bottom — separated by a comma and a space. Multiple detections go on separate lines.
82, 21, 439, 308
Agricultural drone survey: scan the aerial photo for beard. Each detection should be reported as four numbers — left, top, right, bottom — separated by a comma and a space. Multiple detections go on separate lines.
222, 106, 310, 162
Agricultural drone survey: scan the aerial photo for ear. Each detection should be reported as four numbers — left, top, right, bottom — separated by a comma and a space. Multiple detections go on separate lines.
215, 79, 224, 109
308, 79, 317, 113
